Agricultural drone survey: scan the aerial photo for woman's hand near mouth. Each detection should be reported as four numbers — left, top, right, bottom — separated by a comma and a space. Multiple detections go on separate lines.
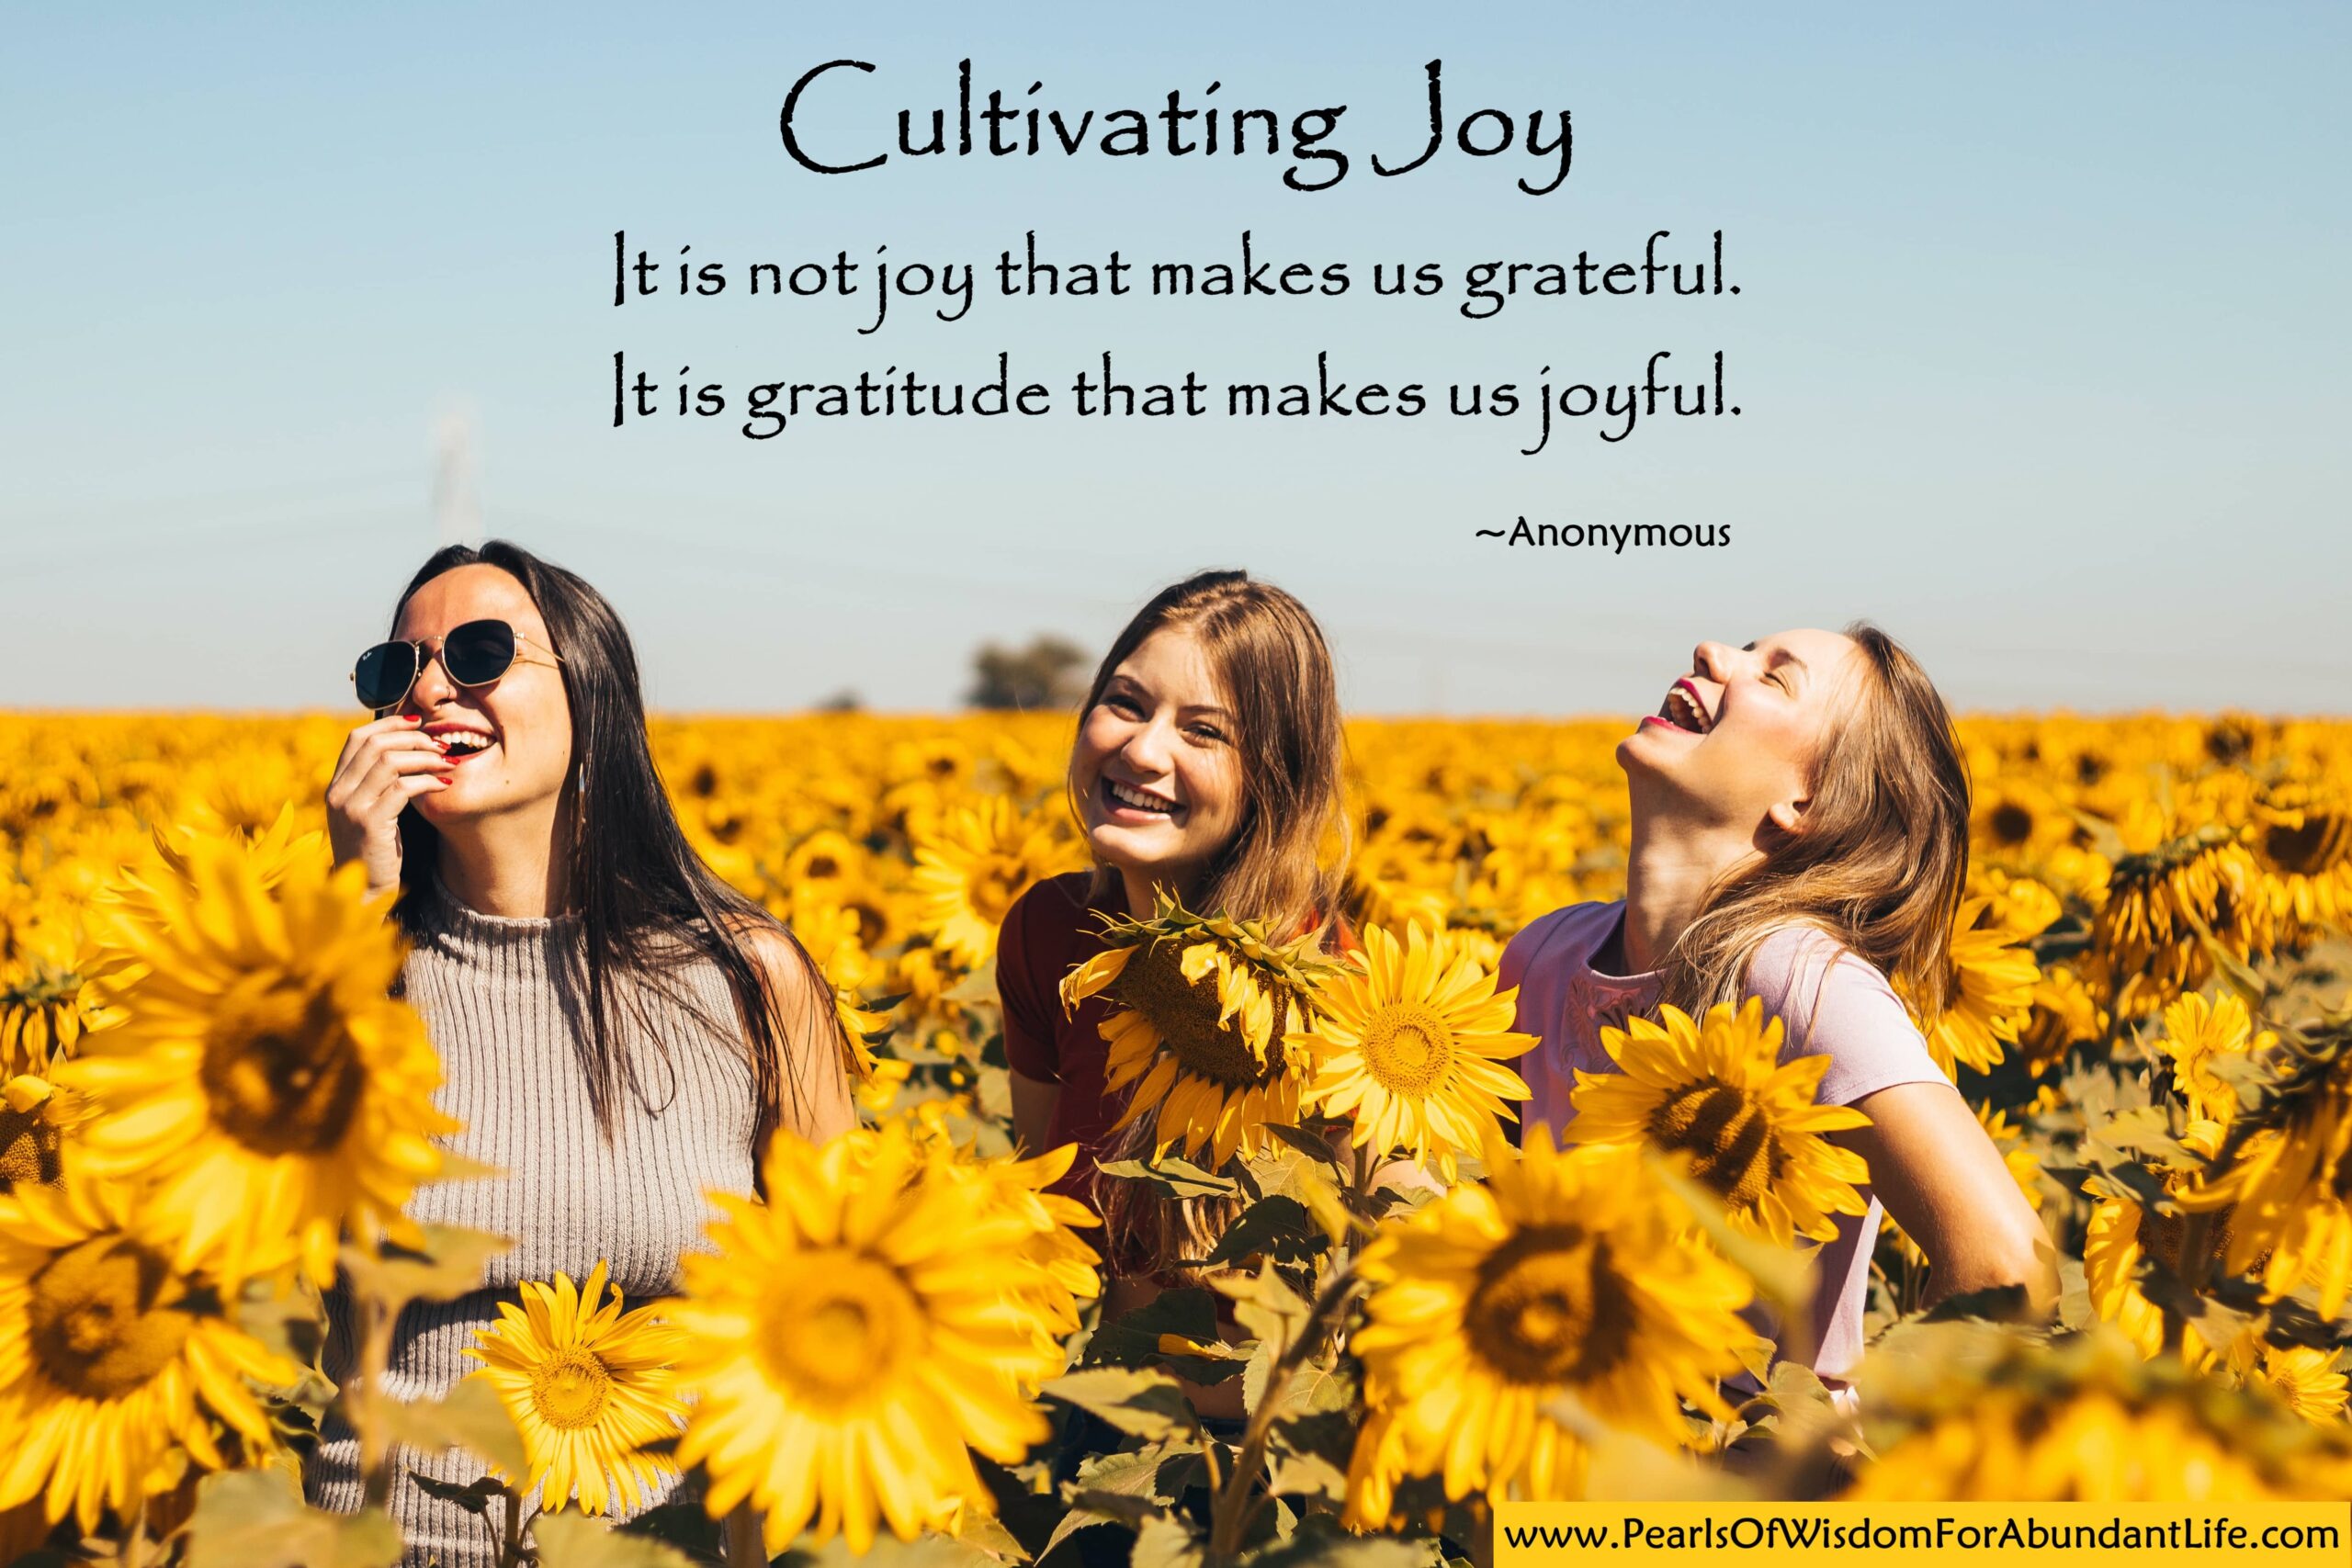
326, 712, 455, 897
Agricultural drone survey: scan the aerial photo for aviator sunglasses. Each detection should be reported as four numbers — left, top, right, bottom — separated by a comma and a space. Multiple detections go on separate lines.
349, 618, 563, 711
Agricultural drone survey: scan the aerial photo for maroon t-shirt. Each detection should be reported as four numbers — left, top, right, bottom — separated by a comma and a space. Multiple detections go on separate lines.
998, 872, 1123, 1201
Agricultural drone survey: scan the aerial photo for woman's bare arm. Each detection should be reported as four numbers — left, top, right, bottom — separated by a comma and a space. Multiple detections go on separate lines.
1009, 1068, 1061, 1158
1837, 1078, 2057, 1316
745, 928, 856, 1152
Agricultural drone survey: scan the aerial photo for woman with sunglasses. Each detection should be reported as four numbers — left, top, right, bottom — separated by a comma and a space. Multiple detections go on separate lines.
310, 540, 855, 1563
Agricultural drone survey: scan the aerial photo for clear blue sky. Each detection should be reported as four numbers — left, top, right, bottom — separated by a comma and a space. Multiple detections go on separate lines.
5, 3, 2346, 715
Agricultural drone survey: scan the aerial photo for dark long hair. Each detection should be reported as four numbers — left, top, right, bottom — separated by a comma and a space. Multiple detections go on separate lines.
388, 540, 843, 1170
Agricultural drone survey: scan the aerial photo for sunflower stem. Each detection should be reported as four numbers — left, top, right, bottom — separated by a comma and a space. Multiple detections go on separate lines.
1187, 1406, 1226, 1533
498, 1485, 528, 1568
352, 1271, 401, 1511
2163, 1209, 2216, 1358
1463, 1497, 1496, 1568
1204, 1260, 1358, 1564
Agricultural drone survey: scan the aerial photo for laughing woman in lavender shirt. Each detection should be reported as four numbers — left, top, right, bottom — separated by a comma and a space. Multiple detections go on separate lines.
1501, 624, 2055, 1387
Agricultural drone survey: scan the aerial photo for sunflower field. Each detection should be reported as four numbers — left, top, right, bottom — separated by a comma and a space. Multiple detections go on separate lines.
4, 710, 2352, 1566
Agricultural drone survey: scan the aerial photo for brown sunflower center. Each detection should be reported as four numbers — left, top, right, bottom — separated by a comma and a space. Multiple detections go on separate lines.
200, 982, 368, 1157
1464, 1225, 1634, 1386
1645, 1081, 1784, 1212
1112, 943, 1285, 1089
2264, 810, 2350, 878
2136, 1198, 2245, 1277
1361, 1004, 1454, 1099
1988, 802, 2035, 847
967, 854, 1029, 927
0, 1105, 62, 1188
760, 1255, 924, 1408
28, 1235, 198, 1400
529, 1347, 613, 1429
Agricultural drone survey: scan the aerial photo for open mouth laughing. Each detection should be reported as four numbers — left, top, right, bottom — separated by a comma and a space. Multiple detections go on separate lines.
1645, 678, 1715, 737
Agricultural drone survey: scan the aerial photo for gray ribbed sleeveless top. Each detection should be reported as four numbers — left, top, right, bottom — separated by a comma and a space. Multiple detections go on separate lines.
305, 874, 758, 1566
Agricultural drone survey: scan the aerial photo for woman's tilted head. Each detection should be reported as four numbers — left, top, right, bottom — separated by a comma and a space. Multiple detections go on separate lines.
1070, 570, 1347, 930
391, 562, 574, 826
1637, 623, 1973, 1017
1618, 627, 1869, 842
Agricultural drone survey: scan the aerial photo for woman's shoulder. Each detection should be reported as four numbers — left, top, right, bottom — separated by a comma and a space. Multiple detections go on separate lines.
1499, 899, 1623, 987
1746, 924, 1899, 1008
1001, 871, 1106, 952
715, 911, 824, 1015
1744, 923, 1942, 1100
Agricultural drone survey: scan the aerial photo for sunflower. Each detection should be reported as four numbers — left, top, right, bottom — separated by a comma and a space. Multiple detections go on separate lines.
878, 1115, 1101, 1343
1905, 898, 2039, 1079
944, 1138, 1102, 1342
1974, 868, 2063, 941
0, 927, 114, 1078
2253, 1345, 2348, 1425
1061, 895, 1338, 1169
99, 802, 330, 958
2017, 962, 2105, 1076
2082, 1122, 2255, 1368
796, 902, 888, 1084
669, 1121, 1074, 1554
854, 1056, 914, 1120
908, 795, 1075, 969
2250, 784, 2352, 933
1973, 781, 2063, 860
1847, 1325, 2352, 1500
0, 1074, 87, 1191
2089, 801, 2268, 1020
2177, 1022, 2352, 1318
1349, 852, 1454, 942
784, 829, 873, 901
1566, 998, 1871, 1247
52, 837, 458, 1288
2157, 991, 2266, 1125
1341, 1133, 1753, 1520
463, 1260, 686, 1517
1292, 920, 1534, 1181
0, 1166, 301, 1533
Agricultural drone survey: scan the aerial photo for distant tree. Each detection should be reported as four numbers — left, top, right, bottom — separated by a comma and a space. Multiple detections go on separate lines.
814, 688, 864, 713
967, 635, 1091, 711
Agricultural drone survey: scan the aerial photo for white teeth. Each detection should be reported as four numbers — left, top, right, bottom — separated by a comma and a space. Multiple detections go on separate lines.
1107, 779, 1175, 814
439, 732, 493, 753
1663, 686, 1711, 734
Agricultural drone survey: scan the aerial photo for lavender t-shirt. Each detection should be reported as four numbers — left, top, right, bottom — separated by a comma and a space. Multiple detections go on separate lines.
1499, 900, 1946, 1382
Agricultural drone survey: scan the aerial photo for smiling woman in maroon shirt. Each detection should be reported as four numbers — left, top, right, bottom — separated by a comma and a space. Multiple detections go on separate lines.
996, 570, 1349, 1216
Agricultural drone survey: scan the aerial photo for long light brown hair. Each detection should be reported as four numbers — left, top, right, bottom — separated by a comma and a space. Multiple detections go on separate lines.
1068, 570, 1349, 933
1658, 622, 1971, 1021
1072, 570, 1350, 1279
